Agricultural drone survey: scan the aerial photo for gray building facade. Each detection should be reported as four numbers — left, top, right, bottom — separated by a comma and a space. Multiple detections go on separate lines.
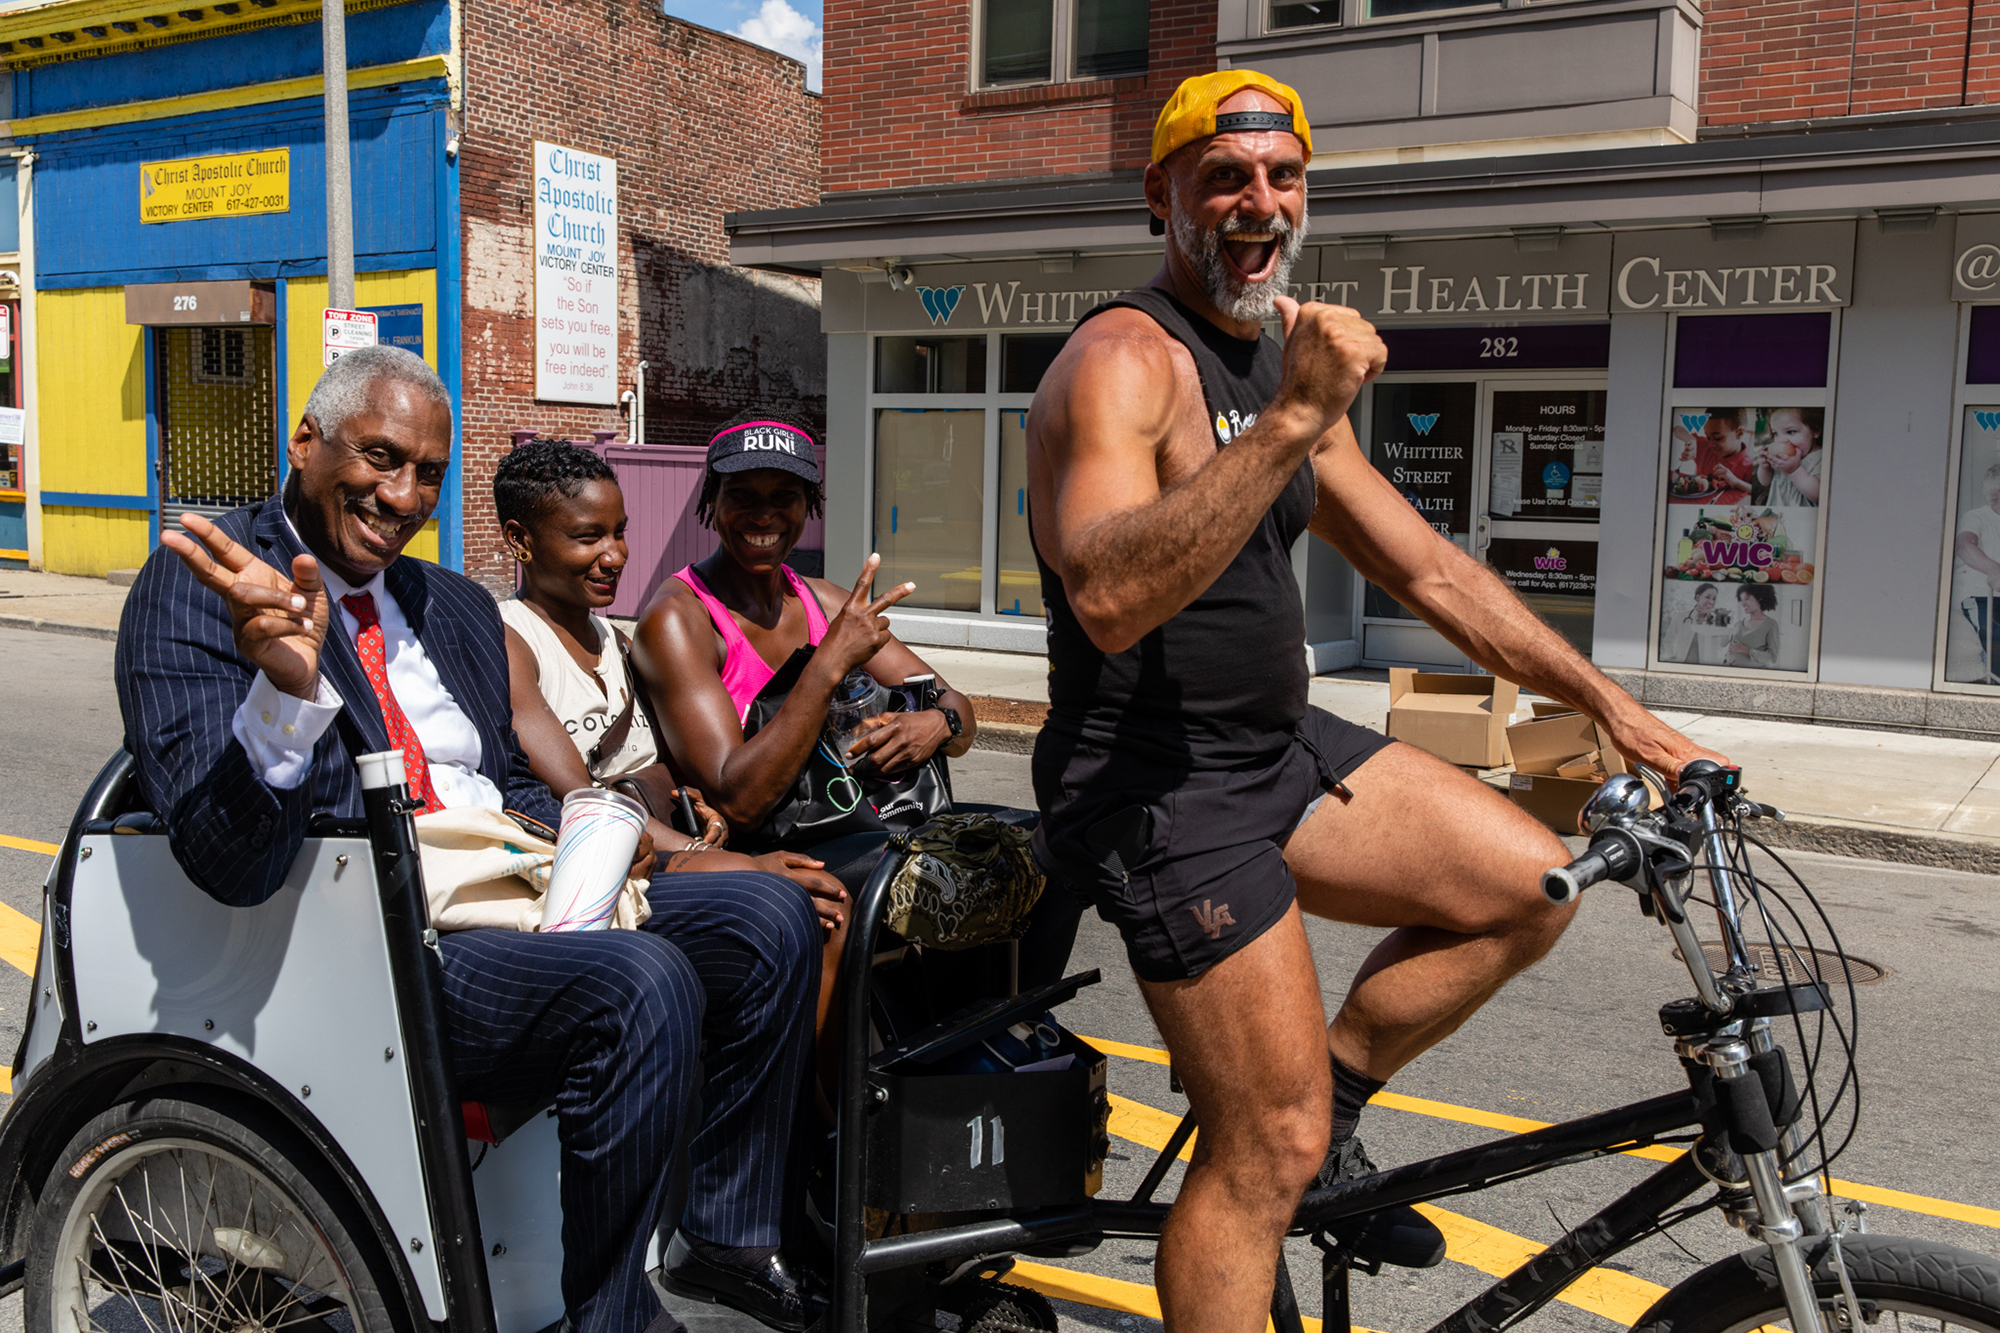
731, 0, 2000, 738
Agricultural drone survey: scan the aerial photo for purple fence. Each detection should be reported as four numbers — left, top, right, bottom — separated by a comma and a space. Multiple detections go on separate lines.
593, 441, 827, 619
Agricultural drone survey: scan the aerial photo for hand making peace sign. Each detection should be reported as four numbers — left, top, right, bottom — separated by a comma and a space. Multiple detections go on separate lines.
815, 553, 917, 680
162, 512, 333, 701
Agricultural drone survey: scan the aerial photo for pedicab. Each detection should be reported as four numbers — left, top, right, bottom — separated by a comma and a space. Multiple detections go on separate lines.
0, 748, 1108, 1333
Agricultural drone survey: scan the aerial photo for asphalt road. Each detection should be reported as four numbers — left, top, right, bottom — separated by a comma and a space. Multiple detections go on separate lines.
0, 623, 1995, 1333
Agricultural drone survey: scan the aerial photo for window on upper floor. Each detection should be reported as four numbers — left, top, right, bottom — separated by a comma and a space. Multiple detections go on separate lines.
980, 0, 1148, 88
1269, 0, 1341, 31
1268, 0, 1522, 32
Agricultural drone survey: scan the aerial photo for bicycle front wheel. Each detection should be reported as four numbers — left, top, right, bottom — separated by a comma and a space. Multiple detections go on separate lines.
1633, 1233, 2000, 1333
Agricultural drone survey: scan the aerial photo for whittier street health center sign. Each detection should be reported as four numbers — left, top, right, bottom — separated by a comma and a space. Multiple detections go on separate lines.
140, 148, 290, 223
534, 141, 618, 405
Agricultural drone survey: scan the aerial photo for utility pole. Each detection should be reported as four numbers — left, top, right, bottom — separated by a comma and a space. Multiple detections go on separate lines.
322, 0, 354, 310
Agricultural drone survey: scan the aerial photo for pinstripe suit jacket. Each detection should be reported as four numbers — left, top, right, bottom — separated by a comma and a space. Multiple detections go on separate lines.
115, 497, 563, 907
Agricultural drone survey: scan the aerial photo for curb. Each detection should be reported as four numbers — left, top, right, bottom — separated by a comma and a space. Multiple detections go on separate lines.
1731, 813, 2000, 876
970, 720, 1039, 755
0, 614, 118, 643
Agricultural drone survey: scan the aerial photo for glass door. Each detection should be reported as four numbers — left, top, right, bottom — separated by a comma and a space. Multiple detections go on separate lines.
1360, 375, 1606, 667
1481, 383, 1606, 657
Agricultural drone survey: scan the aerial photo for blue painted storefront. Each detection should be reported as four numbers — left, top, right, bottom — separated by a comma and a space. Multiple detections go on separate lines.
19, 0, 466, 568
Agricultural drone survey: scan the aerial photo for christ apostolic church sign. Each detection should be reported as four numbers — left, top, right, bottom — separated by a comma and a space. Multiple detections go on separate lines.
534, 141, 619, 406
139, 148, 290, 223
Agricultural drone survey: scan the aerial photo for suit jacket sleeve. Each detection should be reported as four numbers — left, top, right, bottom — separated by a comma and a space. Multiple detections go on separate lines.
114, 547, 322, 907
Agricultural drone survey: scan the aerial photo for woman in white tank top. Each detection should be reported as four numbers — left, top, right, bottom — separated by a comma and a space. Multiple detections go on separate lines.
500, 595, 658, 779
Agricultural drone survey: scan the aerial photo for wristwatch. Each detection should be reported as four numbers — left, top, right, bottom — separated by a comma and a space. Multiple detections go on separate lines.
934, 705, 964, 739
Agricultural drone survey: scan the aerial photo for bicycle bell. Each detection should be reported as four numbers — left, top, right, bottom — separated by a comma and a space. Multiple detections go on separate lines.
1580, 773, 1650, 835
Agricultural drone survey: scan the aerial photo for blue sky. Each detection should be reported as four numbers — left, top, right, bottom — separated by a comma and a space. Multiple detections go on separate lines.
661, 0, 824, 89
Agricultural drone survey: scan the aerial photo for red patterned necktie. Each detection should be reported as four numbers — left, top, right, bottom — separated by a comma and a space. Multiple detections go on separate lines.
340, 591, 444, 814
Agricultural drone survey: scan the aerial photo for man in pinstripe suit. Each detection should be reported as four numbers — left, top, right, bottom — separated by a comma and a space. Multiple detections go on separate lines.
116, 346, 825, 1333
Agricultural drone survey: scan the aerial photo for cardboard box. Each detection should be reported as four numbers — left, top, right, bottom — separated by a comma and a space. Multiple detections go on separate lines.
1504, 709, 1643, 834
1386, 670, 1518, 770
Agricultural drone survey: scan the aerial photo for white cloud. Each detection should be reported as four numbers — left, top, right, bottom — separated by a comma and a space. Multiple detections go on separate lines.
734, 0, 822, 92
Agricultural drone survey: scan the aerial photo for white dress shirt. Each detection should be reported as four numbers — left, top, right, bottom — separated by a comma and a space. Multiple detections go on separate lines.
230, 526, 504, 811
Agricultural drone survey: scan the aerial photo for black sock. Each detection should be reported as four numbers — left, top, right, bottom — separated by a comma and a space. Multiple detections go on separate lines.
687, 1234, 779, 1270
1330, 1051, 1386, 1144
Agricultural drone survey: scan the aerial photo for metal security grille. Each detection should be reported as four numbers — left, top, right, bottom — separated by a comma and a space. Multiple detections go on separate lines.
158, 325, 277, 512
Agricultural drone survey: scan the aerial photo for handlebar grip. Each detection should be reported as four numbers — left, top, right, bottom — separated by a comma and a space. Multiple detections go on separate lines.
1542, 833, 1641, 905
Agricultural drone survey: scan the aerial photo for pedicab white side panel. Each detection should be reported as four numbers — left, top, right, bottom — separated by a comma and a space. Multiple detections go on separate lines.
469, 1108, 566, 1333
66, 834, 448, 1321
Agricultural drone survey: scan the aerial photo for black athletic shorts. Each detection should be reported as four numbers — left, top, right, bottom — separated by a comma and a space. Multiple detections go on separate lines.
1030, 706, 1396, 984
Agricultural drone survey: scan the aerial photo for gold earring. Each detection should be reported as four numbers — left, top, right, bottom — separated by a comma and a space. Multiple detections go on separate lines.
514, 550, 530, 563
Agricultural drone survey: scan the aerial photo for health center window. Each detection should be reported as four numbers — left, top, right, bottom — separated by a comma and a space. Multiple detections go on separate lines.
870, 332, 1066, 620
1937, 306, 2000, 691
1653, 312, 1836, 678
979, 0, 1147, 88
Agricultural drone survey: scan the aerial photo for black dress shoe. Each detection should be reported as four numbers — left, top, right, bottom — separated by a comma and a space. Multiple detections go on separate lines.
1314, 1134, 1448, 1270
660, 1231, 827, 1332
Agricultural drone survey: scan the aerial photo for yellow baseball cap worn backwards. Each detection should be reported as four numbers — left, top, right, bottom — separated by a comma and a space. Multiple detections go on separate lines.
1151, 70, 1314, 166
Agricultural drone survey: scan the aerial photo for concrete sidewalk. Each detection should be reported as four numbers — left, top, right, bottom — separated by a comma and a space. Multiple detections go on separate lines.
0, 569, 126, 640
922, 646, 2000, 875
8, 568, 1996, 872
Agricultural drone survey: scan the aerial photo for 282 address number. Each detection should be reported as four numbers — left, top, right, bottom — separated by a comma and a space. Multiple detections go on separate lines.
1479, 336, 1519, 359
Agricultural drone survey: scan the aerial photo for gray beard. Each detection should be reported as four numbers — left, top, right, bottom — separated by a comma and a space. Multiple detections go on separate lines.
1169, 199, 1309, 324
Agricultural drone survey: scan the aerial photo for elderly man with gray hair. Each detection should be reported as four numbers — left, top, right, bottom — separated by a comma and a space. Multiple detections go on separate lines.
115, 345, 827, 1333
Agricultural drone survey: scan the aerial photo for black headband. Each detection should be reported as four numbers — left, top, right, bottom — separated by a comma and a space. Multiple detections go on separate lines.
1214, 109, 1294, 134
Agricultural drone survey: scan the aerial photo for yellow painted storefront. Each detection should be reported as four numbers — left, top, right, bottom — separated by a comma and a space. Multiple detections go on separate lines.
36, 268, 440, 575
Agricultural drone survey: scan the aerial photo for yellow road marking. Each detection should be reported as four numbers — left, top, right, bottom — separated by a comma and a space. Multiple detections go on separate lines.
0, 833, 59, 856
1085, 1035, 2000, 1231
1011, 1260, 1383, 1333
1102, 1085, 1667, 1325
0, 901, 36, 979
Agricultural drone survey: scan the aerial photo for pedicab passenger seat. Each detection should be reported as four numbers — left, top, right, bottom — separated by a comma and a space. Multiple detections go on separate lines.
76, 754, 549, 1152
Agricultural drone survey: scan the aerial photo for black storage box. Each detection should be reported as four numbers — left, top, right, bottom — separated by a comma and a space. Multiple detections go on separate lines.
865, 1028, 1108, 1214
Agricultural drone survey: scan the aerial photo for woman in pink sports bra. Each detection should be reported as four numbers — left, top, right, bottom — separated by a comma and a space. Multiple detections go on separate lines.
632, 415, 984, 1041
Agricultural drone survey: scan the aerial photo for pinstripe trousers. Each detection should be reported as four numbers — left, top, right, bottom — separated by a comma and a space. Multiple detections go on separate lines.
438, 869, 821, 1333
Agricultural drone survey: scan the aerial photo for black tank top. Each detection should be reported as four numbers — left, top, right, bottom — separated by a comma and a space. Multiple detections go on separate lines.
1033, 285, 1314, 770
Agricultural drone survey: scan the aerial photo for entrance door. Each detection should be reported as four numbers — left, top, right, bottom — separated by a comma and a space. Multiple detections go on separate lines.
1360, 376, 1607, 667
156, 325, 278, 529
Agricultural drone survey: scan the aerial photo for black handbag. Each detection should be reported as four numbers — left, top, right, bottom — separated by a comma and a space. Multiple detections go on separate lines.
740, 645, 953, 851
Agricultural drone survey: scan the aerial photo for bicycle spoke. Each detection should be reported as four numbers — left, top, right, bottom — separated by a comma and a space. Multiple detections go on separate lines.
86, 1214, 170, 1332
63, 1142, 355, 1333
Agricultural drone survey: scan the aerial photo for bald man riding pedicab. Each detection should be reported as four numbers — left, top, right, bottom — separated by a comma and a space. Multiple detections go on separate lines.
1025, 71, 1727, 1331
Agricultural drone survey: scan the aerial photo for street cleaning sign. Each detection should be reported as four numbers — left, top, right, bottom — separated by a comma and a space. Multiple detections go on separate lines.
533, 141, 618, 405
323, 308, 378, 366
140, 148, 290, 224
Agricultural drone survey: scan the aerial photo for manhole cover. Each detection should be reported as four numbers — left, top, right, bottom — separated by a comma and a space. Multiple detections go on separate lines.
1673, 940, 1887, 985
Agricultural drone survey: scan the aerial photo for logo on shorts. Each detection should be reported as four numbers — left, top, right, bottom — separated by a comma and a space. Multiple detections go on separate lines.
1190, 900, 1236, 940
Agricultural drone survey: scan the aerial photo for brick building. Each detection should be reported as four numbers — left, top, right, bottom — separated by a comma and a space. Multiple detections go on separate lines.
4, 0, 820, 604
728, 0, 2000, 736
455, 0, 822, 590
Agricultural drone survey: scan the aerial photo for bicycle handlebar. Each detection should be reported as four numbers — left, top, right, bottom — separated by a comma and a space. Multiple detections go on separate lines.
1542, 834, 1640, 904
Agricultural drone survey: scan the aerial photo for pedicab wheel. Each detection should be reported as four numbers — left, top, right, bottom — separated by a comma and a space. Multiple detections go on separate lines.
25, 1093, 402, 1333
933, 1278, 1060, 1333
1630, 1233, 2000, 1333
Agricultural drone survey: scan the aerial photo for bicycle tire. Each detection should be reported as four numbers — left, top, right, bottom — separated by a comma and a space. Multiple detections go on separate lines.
1632, 1233, 2000, 1333
24, 1090, 407, 1333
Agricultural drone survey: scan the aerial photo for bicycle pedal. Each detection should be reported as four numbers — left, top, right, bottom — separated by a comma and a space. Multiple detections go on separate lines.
1323, 1214, 1446, 1271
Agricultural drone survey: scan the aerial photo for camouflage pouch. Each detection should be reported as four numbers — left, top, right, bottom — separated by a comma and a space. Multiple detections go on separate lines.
885, 813, 1046, 950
